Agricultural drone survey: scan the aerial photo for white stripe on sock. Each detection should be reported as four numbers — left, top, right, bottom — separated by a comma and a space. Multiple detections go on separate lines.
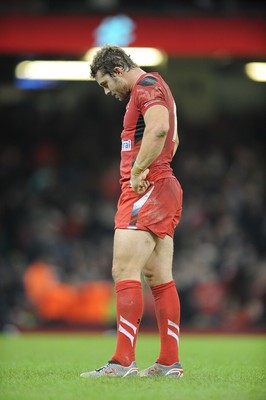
167, 320, 180, 344
120, 315, 137, 334
168, 319, 180, 334
167, 328, 179, 344
118, 324, 135, 347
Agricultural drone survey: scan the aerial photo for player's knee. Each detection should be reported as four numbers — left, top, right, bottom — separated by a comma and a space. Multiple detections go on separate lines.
142, 269, 155, 287
112, 258, 142, 282
112, 261, 127, 282
143, 266, 173, 287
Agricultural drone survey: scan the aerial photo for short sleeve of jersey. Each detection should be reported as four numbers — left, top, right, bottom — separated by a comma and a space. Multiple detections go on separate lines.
134, 75, 167, 116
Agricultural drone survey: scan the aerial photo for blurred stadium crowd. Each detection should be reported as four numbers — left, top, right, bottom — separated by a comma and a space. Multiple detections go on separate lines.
0, 80, 265, 333
0, 0, 264, 15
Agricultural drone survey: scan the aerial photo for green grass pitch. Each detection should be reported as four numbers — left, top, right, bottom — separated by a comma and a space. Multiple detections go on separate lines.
0, 332, 265, 400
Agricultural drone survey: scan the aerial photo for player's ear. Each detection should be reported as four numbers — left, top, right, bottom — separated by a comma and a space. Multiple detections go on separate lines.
113, 66, 123, 75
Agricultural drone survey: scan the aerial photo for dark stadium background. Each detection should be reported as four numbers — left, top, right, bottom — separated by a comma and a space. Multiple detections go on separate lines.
0, 0, 265, 333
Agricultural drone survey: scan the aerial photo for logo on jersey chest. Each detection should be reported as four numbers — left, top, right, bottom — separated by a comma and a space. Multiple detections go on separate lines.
121, 139, 131, 151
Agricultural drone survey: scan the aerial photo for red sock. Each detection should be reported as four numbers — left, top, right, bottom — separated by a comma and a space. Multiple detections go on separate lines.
151, 280, 180, 365
112, 280, 143, 366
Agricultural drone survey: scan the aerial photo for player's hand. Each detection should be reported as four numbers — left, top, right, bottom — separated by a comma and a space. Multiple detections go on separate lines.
130, 168, 153, 195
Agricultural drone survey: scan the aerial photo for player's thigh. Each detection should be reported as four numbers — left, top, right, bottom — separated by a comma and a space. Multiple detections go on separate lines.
112, 228, 157, 282
142, 234, 174, 286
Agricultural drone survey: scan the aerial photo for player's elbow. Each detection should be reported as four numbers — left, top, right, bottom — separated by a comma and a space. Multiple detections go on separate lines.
157, 130, 167, 138
155, 121, 169, 139
146, 121, 169, 141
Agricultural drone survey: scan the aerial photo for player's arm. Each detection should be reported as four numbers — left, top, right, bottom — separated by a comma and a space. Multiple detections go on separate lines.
133, 104, 169, 170
130, 104, 169, 194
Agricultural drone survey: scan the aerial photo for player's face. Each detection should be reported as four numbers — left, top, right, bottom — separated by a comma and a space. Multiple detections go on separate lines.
95, 71, 130, 101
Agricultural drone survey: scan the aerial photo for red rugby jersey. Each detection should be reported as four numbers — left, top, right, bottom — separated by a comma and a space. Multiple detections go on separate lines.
120, 72, 178, 190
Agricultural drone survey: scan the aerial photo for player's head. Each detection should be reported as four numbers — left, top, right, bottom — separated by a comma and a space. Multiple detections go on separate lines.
91, 45, 138, 101
90, 45, 138, 79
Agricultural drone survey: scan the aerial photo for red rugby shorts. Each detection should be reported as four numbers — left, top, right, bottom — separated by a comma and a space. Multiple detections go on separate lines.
115, 177, 183, 238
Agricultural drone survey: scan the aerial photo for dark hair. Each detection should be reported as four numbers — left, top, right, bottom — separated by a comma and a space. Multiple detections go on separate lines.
90, 45, 138, 78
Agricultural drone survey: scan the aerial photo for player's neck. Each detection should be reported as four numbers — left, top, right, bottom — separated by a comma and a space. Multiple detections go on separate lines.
127, 68, 146, 91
